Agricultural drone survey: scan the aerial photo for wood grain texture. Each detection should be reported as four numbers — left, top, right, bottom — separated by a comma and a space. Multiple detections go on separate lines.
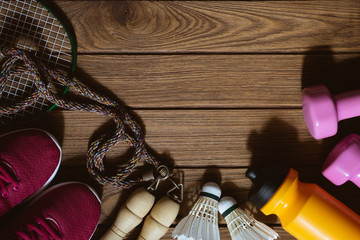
56, 1, 360, 53
77, 54, 304, 108
5, 109, 324, 167
49, 165, 359, 239
51, 165, 359, 239
4, 1, 358, 240
7, 108, 360, 168
75, 53, 360, 108
7, 109, 359, 218
93, 225, 296, 240
97, 168, 360, 224
56, 109, 360, 168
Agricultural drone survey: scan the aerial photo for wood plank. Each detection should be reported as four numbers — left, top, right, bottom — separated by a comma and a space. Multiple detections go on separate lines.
2, 164, 351, 239
76, 54, 305, 108
93, 225, 295, 240
95, 168, 360, 224
1, 1, 357, 240
56, 1, 360, 53
0, 109, 317, 167
51, 166, 359, 240
75, 54, 360, 108
6, 109, 360, 167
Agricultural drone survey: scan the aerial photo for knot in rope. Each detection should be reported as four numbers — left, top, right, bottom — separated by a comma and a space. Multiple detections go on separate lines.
0, 48, 159, 189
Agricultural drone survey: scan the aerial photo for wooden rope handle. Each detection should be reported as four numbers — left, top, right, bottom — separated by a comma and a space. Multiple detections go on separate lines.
101, 187, 156, 240
137, 196, 180, 240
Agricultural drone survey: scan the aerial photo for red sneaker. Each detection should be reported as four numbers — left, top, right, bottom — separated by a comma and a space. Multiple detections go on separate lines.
0, 129, 61, 217
4, 182, 101, 239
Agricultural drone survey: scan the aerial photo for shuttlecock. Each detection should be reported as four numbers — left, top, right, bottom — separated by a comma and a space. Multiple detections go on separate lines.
172, 182, 221, 240
219, 196, 279, 240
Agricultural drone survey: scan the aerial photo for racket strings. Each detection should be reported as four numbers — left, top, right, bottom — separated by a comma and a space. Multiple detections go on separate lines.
0, 48, 160, 189
0, 48, 43, 114
0, 0, 75, 124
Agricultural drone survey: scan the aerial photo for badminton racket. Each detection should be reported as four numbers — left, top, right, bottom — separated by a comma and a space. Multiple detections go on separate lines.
0, 0, 76, 124
0, 0, 162, 189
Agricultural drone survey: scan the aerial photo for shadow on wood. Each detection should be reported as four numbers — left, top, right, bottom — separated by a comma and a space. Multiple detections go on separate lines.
247, 117, 323, 169
0, 111, 65, 145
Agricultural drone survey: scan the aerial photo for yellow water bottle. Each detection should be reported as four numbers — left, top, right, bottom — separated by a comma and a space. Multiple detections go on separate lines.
246, 165, 360, 240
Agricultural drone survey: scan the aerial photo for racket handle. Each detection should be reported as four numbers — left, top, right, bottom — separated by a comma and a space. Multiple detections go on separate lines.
137, 196, 180, 240
101, 187, 155, 240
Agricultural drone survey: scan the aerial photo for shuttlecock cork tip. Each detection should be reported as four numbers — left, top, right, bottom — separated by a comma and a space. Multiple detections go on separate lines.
219, 196, 238, 218
200, 182, 221, 201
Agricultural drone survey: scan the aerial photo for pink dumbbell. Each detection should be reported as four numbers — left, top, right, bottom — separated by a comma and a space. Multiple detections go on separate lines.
322, 133, 360, 188
302, 84, 360, 139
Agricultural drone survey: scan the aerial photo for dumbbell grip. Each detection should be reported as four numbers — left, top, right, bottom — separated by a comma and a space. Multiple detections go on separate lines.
101, 188, 155, 240
334, 89, 360, 121
137, 196, 180, 240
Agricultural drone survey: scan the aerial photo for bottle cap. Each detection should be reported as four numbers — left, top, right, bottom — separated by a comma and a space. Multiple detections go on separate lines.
246, 164, 290, 209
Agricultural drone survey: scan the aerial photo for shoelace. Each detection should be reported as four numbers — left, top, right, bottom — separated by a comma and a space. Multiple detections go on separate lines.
16, 217, 61, 240
0, 161, 20, 198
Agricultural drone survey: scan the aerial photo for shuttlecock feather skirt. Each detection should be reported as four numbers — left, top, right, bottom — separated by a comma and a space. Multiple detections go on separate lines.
172, 195, 221, 240
224, 207, 278, 240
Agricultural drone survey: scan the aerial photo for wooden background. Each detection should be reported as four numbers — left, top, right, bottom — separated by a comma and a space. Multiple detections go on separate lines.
6, 1, 360, 239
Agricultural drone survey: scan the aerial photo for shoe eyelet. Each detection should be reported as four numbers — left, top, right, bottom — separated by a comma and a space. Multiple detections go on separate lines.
2, 192, 8, 198
13, 184, 20, 191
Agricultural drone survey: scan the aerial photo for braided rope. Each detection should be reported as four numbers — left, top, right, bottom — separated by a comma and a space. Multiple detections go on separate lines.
0, 48, 160, 189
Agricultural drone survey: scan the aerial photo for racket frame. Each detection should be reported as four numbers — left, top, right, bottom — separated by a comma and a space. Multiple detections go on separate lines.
38, 0, 77, 112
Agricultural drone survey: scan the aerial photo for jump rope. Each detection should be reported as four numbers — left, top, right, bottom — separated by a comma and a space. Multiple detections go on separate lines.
0, 0, 181, 191
2, 1, 359, 240
0, 47, 160, 189
0, 47, 184, 239
0, 1, 182, 238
